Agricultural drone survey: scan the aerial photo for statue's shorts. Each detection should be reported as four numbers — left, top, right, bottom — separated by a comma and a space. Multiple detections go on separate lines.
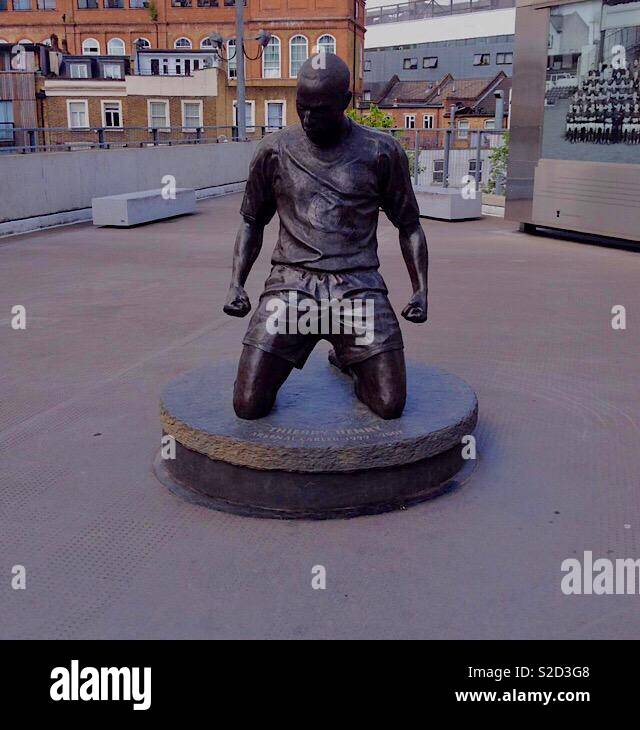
242, 264, 404, 369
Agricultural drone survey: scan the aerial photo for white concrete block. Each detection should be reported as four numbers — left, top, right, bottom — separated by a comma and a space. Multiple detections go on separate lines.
92, 188, 196, 227
413, 184, 483, 221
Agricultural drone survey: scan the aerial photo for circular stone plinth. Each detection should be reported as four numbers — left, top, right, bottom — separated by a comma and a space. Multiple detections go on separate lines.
155, 356, 478, 519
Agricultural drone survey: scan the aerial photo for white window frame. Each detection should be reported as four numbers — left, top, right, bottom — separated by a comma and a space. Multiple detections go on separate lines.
262, 35, 281, 79
67, 99, 89, 129
174, 37, 192, 49
200, 37, 213, 49
82, 38, 100, 56
233, 99, 255, 131
101, 99, 123, 129
264, 99, 286, 131
315, 34, 336, 56
135, 37, 151, 49
181, 99, 203, 131
0, 100, 14, 141
289, 34, 308, 78
107, 38, 125, 56
69, 63, 89, 79
457, 119, 470, 139
227, 39, 242, 80
101, 63, 122, 79
484, 119, 495, 129
147, 99, 170, 130
423, 114, 434, 129
404, 114, 416, 129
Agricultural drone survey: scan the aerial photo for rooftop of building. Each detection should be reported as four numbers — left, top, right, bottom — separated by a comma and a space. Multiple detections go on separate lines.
1, 193, 639, 638
374, 70, 510, 112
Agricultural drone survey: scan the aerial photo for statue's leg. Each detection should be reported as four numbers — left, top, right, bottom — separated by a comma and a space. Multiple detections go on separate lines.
233, 345, 295, 420
350, 349, 407, 420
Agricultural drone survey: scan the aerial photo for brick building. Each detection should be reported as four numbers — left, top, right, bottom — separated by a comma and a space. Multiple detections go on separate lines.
373, 70, 511, 144
0, 0, 366, 128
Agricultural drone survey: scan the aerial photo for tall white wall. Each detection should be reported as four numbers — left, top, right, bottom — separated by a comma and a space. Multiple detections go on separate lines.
365, 8, 516, 48
0, 141, 258, 223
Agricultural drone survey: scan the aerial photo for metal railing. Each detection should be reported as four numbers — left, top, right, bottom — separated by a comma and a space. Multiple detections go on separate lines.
365, 0, 515, 26
0, 123, 508, 191
386, 127, 508, 192
0, 124, 282, 154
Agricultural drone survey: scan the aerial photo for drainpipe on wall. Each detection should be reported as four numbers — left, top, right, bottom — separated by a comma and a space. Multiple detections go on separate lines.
494, 90, 504, 131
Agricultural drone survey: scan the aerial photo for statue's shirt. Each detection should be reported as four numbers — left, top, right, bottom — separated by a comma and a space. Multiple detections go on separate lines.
240, 119, 420, 272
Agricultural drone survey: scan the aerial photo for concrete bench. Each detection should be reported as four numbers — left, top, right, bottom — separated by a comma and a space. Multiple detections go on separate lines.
92, 188, 196, 227
413, 184, 482, 221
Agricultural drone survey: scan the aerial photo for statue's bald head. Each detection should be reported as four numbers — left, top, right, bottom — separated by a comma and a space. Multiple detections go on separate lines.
297, 52, 351, 96
296, 52, 353, 146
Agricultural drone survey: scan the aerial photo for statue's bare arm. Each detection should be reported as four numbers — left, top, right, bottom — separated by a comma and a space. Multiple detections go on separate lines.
399, 222, 429, 323
223, 218, 265, 318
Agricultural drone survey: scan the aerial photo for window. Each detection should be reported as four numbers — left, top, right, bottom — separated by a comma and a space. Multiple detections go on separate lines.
134, 37, 151, 48
101, 100, 122, 128
67, 100, 89, 129
423, 114, 434, 129
364, 59, 371, 72
423, 56, 438, 69
77, 0, 99, 7
197, 0, 219, 5
17, 39, 33, 44
200, 37, 213, 48
496, 52, 513, 65
289, 35, 308, 78
182, 100, 203, 130
174, 38, 192, 49
233, 100, 255, 131
82, 38, 100, 55
473, 53, 491, 66
404, 114, 416, 129
403, 58, 417, 70
262, 35, 280, 78
102, 63, 122, 79
148, 99, 170, 129
107, 38, 125, 56
172, 0, 192, 4
37, 0, 57, 8
227, 39, 237, 79
457, 119, 470, 139
484, 119, 495, 129
468, 158, 483, 175
316, 34, 336, 56
130, 0, 150, 6
0, 100, 13, 141
69, 63, 89, 78
265, 100, 285, 131
363, 90, 371, 102
432, 159, 444, 184
13, 0, 32, 8
104, 0, 124, 6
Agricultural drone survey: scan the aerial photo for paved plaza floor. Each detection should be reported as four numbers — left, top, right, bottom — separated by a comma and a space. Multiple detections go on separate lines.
1, 194, 639, 639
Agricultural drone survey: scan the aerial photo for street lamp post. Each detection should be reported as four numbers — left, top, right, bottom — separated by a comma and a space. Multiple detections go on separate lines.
208, 20, 271, 142
235, 0, 246, 141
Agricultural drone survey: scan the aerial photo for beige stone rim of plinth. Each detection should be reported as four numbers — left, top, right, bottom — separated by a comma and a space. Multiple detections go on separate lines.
160, 401, 478, 474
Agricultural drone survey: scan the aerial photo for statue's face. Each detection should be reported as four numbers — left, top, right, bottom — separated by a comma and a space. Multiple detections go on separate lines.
296, 83, 349, 146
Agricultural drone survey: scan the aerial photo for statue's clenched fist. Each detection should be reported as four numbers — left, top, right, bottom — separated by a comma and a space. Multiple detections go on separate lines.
224, 284, 251, 318
401, 289, 428, 323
